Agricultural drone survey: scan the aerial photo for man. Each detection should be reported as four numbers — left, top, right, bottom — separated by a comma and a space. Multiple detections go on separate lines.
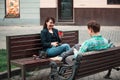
61, 20, 114, 65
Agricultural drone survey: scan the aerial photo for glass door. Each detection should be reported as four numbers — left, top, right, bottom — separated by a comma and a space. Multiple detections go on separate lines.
58, 0, 73, 22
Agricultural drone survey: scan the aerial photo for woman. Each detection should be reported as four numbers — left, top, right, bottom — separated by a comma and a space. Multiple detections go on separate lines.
40, 17, 70, 57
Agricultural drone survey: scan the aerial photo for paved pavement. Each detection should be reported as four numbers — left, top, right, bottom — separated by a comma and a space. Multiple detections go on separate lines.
0, 25, 120, 80
0, 25, 120, 49
2, 68, 120, 80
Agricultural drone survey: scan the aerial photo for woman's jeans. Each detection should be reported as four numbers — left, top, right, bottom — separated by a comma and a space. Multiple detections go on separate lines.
46, 43, 70, 57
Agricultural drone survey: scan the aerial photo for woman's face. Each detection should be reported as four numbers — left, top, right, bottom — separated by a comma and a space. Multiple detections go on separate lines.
46, 19, 54, 29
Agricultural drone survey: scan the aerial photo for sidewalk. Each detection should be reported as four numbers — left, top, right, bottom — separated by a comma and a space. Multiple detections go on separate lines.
2, 68, 120, 80
0, 26, 120, 80
0, 26, 120, 49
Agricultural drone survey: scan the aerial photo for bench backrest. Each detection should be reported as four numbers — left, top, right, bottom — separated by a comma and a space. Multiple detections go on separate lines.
75, 46, 120, 79
6, 30, 79, 60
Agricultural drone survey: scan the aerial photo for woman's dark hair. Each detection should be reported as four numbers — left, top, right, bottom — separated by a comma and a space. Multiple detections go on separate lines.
87, 20, 100, 33
43, 17, 55, 29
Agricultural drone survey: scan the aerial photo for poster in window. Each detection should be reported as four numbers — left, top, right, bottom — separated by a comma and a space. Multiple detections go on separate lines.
6, 0, 20, 18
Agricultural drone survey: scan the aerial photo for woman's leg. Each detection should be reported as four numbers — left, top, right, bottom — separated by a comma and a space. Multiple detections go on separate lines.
60, 43, 71, 52
46, 43, 70, 57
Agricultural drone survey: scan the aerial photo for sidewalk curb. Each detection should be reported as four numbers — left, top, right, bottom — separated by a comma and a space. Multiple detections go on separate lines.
0, 68, 21, 79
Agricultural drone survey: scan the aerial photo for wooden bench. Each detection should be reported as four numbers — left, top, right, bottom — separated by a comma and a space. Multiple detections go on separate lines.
49, 46, 120, 80
6, 30, 79, 80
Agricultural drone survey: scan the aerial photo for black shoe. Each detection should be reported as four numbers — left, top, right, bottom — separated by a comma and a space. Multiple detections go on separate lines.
104, 75, 112, 79
61, 57, 68, 64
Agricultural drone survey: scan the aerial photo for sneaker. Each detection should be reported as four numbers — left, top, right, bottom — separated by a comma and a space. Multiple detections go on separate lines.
50, 56, 62, 61
73, 48, 78, 54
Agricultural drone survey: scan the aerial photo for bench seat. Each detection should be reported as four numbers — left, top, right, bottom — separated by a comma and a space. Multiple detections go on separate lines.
11, 57, 61, 67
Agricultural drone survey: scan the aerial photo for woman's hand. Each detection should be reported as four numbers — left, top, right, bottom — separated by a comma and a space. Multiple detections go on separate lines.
51, 42, 58, 47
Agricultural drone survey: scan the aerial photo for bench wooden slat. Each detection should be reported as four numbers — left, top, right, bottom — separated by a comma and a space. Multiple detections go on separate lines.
10, 48, 43, 60
62, 38, 78, 43
11, 58, 50, 65
76, 62, 120, 79
10, 34, 40, 40
10, 44, 42, 51
10, 39, 41, 46
80, 52, 120, 66
78, 57, 120, 72
81, 49, 120, 60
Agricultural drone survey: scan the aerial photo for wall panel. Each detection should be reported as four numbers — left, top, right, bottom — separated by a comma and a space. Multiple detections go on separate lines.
74, 8, 120, 26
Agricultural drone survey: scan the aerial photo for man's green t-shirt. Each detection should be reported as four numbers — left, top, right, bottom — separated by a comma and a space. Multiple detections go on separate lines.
74, 35, 113, 58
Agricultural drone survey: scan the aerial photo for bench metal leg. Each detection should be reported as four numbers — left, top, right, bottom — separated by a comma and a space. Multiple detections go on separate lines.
7, 64, 11, 80
104, 69, 112, 79
21, 66, 26, 80
113, 67, 120, 71
104, 67, 120, 79
49, 62, 58, 80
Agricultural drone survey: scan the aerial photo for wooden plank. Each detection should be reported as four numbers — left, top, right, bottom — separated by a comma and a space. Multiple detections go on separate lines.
78, 57, 120, 72
11, 50, 40, 60
79, 54, 120, 68
10, 34, 40, 41
11, 57, 62, 67
76, 62, 120, 79
11, 39, 41, 46
10, 43, 42, 51
82, 48, 120, 60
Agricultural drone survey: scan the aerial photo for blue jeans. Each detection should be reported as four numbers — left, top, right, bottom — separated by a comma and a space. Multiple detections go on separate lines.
46, 43, 70, 57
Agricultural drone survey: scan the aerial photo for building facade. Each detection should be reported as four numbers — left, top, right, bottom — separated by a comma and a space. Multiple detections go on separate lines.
40, 0, 120, 26
0, 0, 120, 26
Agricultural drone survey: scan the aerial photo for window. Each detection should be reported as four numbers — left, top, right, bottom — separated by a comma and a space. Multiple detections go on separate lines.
5, 0, 20, 18
107, 0, 120, 4
58, 0, 73, 21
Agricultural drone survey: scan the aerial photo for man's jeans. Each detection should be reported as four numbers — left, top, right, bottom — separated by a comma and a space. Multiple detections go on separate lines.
60, 44, 81, 58
46, 43, 70, 57
60, 44, 81, 64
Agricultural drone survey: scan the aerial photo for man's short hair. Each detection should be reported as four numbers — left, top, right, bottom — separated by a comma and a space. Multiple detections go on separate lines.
87, 20, 100, 33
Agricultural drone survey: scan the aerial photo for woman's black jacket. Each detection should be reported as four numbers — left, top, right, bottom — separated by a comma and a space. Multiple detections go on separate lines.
40, 28, 61, 50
